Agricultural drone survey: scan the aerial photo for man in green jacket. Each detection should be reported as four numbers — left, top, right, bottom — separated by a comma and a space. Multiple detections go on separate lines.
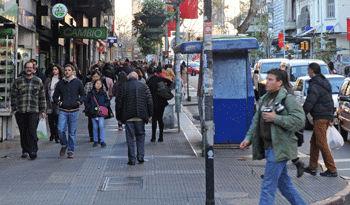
240, 68, 306, 205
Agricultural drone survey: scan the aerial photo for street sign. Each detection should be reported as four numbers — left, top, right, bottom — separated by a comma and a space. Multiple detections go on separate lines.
118, 43, 122, 48
59, 27, 107, 39
107, 36, 118, 43
52, 3, 68, 19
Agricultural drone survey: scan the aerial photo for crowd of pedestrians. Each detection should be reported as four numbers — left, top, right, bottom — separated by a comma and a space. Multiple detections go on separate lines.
11, 59, 174, 162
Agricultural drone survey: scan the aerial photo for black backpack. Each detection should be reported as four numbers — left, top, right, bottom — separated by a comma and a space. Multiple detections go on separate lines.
281, 96, 304, 147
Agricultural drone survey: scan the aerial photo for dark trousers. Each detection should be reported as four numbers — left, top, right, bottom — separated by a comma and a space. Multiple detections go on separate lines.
48, 113, 59, 141
152, 106, 165, 139
15, 113, 40, 154
125, 121, 145, 162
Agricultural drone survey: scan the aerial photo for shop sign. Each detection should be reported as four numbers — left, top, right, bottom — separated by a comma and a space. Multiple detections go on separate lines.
18, 6, 36, 31
52, 3, 67, 19
0, 0, 17, 23
107, 36, 118, 43
59, 27, 107, 39
0, 28, 14, 36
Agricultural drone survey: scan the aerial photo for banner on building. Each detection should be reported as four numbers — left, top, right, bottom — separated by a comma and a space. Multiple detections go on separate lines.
347, 18, 350, 41
180, 0, 198, 19
278, 33, 284, 48
59, 27, 107, 39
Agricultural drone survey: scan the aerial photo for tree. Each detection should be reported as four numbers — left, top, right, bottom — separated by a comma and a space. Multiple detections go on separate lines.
114, 15, 135, 59
313, 33, 340, 62
236, 0, 259, 34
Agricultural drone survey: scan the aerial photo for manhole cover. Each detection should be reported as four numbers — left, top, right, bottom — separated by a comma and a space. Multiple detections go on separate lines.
101, 177, 143, 191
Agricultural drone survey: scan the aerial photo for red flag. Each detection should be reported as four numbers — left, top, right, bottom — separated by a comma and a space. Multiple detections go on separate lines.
347, 18, 350, 41
278, 33, 284, 48
180, 0, 198, 19
168, 21, 176, 31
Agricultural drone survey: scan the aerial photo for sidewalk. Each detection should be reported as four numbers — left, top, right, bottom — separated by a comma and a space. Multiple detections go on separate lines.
0, 100, 348, 204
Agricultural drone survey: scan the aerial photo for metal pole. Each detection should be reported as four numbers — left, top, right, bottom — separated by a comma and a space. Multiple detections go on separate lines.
283, 1, 285, 59
174, 0, 181, 132
186, 54, 191, 101
164, 0, 169, 65
203, 0, 214, 204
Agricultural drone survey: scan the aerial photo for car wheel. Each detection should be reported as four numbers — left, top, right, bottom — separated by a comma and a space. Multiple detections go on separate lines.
192, 71, 196, 76
338, 124, 348, 142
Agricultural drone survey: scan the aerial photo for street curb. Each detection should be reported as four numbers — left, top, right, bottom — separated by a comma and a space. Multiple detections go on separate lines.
310, 181, 350, 205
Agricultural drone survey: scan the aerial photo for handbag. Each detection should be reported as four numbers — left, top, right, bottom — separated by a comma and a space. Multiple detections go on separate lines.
104, 105, 114, 119
93, 95, 109, 118
327, 125, 344, 149
157, 81, 174, 100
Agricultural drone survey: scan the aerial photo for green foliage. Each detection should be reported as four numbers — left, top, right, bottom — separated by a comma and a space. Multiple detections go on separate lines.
141, 0, 166, 16
313, 33, 340, 62
249, 14, 272, 60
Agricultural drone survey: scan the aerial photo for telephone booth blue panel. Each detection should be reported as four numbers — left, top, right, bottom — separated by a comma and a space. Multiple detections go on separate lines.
174, 38, 259, 144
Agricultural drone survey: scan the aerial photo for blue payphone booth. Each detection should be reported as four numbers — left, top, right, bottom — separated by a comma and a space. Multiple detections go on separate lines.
173, 37, 259, 144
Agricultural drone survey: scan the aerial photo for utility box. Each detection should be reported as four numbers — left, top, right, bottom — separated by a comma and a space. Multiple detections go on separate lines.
174, 37, 258, 144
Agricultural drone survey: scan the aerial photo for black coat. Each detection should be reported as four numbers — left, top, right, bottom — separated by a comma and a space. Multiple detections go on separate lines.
84, 89, 110, 118
303, 75, 334, 121
146, 75, 172, 110
53, 77, 86, 111
116, 79, 153, 123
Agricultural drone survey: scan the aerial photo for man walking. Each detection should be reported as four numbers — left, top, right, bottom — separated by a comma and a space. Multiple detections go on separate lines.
303, 63, 338, 177
240, 68, 306, 204
116, 72, 153, 165
53, 64, 86, 159
11, 61, 47, 160
29, 59, 46, 83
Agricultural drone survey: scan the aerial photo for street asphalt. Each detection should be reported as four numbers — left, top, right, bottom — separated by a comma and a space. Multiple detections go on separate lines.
0, 95, 349, 204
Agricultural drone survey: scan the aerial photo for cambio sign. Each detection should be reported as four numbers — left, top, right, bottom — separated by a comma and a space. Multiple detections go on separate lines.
59, 27, 107, 39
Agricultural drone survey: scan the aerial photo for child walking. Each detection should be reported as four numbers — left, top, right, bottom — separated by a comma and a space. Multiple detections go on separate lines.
84, 79, 110, 148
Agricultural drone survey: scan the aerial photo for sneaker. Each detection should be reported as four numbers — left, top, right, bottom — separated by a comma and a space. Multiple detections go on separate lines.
127, 161, 135, 165
29, 152, 37, 160
294, 161, 305, 178
119, 126, 123, 131
150, 138, 156, 142
67, 152, 74, 159
158, 138, 163, 142
101, 142, 107, 148
21, 153, 28, 158
304, 167, 316, 176
137, 157, 144, 163
93, 142, 98, 147
59, 146, 68, 156
320, 170, 338, 177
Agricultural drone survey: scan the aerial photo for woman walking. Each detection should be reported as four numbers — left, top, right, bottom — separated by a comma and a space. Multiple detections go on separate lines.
84, 79, 109, 148
44, 64, 64, 143
84, 71, 106, 142
146, 66, 172, 142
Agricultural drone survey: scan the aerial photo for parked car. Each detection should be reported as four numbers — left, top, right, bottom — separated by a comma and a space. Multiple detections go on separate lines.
187, 62, 200, 76
280, 59, 332, 85
337, 77, 350, 141
252, 59, 285, 99
293, 74, 344, 130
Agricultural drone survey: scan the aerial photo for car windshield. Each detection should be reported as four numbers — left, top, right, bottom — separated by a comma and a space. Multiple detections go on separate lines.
260, 62, 282, 73
290, 65, 330, 81
305, 77, 345, 95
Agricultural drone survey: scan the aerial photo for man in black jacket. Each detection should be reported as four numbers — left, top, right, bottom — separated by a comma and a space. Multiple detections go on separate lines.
116, 72, 153, 165
53, 64, 86, 159
303, 62, 337, 177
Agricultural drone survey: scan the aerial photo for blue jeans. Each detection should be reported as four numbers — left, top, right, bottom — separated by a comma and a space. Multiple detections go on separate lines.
259, 148, 306, 205
91, 117, 105, 143
125, 121, 145, 162
57, 111, 79, 153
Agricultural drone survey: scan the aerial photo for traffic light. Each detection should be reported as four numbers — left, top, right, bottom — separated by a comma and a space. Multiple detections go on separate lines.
286, 44, 290, 51
305, 41, 309, 51
301, 42, 305, 50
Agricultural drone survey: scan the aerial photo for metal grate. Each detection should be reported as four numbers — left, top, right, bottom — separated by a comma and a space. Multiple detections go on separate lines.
101, 177, 143, 191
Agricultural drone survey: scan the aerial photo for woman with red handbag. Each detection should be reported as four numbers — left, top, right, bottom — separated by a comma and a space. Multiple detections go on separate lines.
84, 79, 110, 148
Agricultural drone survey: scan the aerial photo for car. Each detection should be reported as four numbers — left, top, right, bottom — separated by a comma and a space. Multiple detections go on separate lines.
252, 59, 285, 99
293, 74, 345, 130
187, 62, 200, 76
337, 77, 350, 141
280, 59, 332, 85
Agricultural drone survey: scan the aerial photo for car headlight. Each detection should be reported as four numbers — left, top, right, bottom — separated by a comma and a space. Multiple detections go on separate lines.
260, 80, 267, 85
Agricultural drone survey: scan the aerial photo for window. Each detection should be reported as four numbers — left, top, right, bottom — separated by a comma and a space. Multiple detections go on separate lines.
327, 0, 335, 18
